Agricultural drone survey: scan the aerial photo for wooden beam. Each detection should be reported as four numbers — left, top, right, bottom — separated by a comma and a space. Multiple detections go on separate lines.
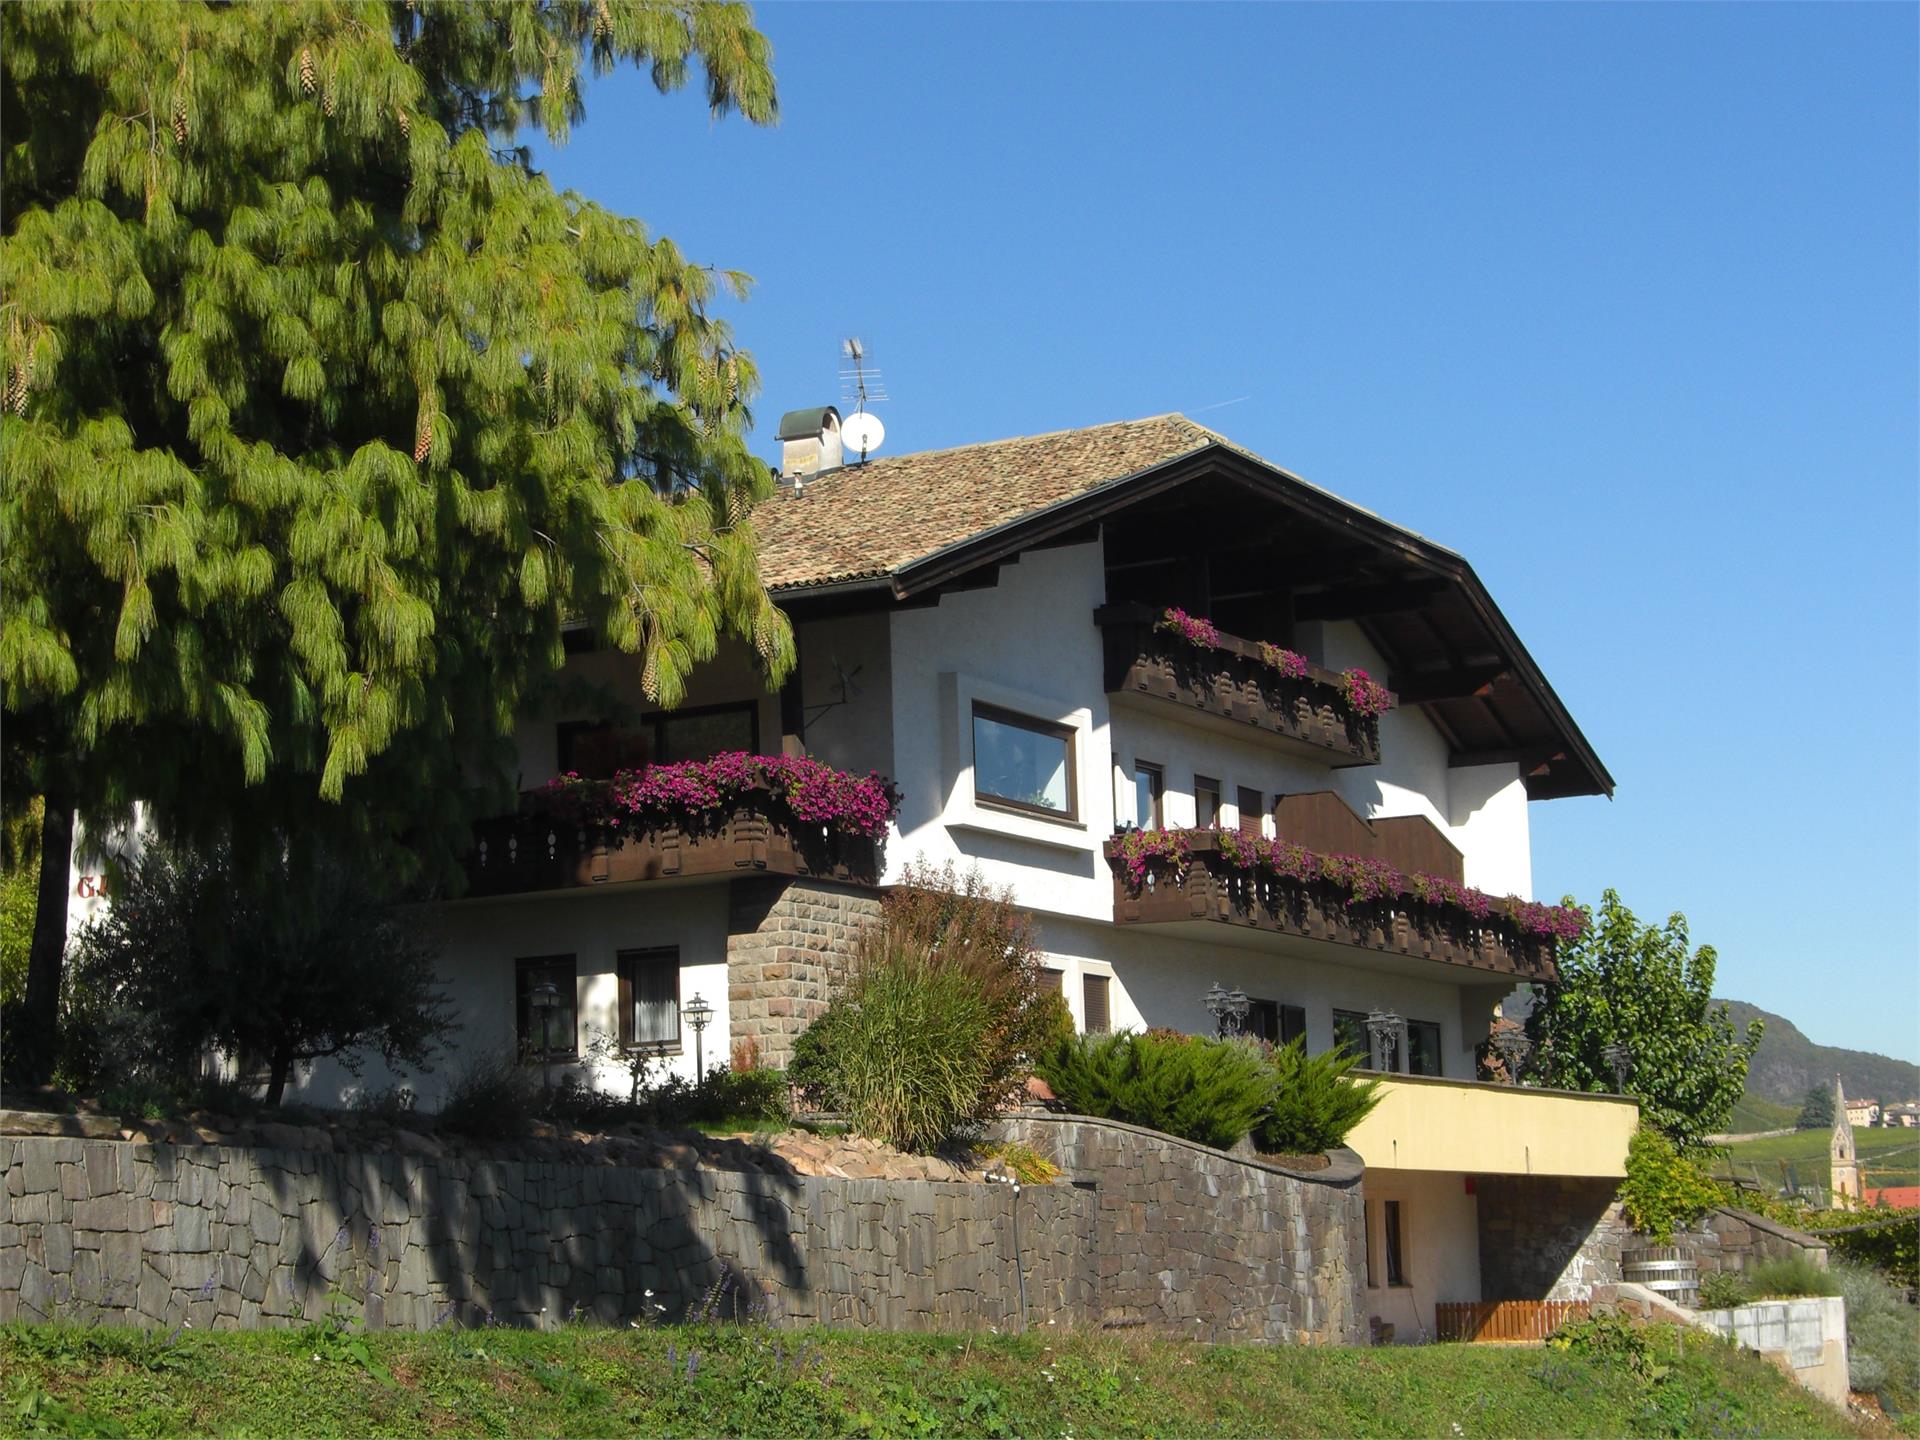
1392, 664, 1512, 705
1451, 746, 1567, 770
1293, 577, 1449, 622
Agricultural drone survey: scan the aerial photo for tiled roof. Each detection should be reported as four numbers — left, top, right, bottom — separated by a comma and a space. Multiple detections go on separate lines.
751, 413, 1220, 591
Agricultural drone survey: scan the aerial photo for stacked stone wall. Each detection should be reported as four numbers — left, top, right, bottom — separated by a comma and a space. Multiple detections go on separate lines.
725, 877, 881, 1067
991, 1113, 1368, 1346
0, 1136, 1090, 1333
1476, 1178, 1829, 1303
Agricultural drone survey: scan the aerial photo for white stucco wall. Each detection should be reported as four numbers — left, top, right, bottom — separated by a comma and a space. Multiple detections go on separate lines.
1035, 915, 1489, 1081
294, 883, 732, 1111
796, 611, 895, 779
1362, 1168, 1482, 1342
1447, 763, 1533, 899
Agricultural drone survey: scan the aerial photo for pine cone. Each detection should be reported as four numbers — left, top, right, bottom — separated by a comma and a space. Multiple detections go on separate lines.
397, 107, 411, 140
299, 47, 316, 95
172, 91, 189, 145
593, 0, 613, 40
6, 367, 27, 416
641, 647, 660, 701
322, 79, 336, 118
726, 485, 747, 526
414, 421, 431, 463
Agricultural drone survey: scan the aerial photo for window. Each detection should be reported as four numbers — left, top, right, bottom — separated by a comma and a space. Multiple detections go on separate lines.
1083, 974, 1111, 1034
1382, 1200, 1407, 1287
972, 703, 1076, 818
1194, 775, 1221, 829
1134, 761, 1163, 828
618, 947, 681, 1051
556, 703, 759, 779
1237, 787, 1264, 837
1333, 1008, 1370, 1066
1407, 1020, 1443, 1078
1247, 1000, 1306, 1046
516, 955, 578, 1059
1041, 967, 1066, 996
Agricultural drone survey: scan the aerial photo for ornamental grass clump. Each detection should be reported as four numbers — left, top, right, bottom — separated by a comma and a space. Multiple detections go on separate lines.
1037, 1030, 1275, 1151
1254, 1037, 1383, 1154
804, 862, 1058, 1153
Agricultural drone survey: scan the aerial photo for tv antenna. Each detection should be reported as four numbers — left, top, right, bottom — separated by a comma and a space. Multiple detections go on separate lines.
838, 337, 887, 461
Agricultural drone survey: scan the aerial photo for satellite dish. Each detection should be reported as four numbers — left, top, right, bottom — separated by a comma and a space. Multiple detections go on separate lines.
841, 411, 885, 459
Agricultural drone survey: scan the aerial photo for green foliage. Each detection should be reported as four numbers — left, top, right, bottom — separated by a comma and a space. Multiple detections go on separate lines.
435, 1050, 540, 1140
1819, 1212, 1920, 1290
1038, 1031, 1275, 1151
806, 863, 1057, 1153
1724, 1090, 1796, 1135
1254, 1037, 1382, 1154
0, 851, 35, 1008
1546, 1312, 1656, 1380
1527, 890, 1763, 1148
1697, 1269, 1751, 1310
1, 1, 794, 1073
1795, 1083, 1834, 1131
1742, 1254, 1839, 1299
1619, 1125, 1724, 1242
978, 1141, 1059, 1186
63, 839, 455, 1103
1832, 1260, 1920, 1413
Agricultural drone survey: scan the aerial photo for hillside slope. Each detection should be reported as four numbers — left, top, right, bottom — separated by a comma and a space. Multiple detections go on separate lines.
1722, 998, 1920, 1107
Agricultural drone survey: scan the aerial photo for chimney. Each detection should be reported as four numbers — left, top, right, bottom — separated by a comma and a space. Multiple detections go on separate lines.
776, 405, 843, 488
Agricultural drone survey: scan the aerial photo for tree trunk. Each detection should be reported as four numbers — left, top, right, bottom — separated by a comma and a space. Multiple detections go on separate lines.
265, 1042, 295, 1107
19, 795, 75, 1085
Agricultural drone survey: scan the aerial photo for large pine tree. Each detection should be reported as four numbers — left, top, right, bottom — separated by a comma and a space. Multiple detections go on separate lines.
2, 1, 793, 1079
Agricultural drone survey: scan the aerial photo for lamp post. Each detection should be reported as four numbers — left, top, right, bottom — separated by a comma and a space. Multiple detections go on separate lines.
683, 993, 714, 1077
1602, 1041, 1633, 1095
1492, 1026, 1533, 1086
1364, 1009, 1405, 1073
1203, 982, 1251, 1039
528, 981, 561, 1096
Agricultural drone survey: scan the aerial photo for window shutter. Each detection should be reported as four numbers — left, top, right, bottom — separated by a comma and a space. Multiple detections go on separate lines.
1083, 974, 1111, 1035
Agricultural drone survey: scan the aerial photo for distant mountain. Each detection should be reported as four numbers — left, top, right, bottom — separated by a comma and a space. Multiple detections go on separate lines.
1720, 999, 1920, 1110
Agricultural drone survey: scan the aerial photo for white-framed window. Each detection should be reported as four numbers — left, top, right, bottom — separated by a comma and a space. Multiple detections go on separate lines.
941, 673, 1095, 852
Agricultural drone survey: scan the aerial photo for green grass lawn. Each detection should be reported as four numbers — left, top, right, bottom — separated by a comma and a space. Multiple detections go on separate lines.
1721, 1126, 1920, 1191
0, 1320, 1860, 1439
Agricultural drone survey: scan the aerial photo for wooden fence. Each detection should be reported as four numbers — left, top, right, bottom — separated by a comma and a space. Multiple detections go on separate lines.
1434, 1299, 1588, 1343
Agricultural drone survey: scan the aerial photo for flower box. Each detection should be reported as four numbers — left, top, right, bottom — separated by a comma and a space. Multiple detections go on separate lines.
1093, 604, 1384, 766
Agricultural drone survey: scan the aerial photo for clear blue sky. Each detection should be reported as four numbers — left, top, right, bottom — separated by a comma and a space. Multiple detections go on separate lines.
530, 3, 1920, 1064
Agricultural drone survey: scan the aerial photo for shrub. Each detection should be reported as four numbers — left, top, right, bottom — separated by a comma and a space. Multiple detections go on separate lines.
350, 1084, 418, 1123
1821, 1210, 1919, 1289
1832, 1259, 1920, 1409
1037, 1030, 1274, 1151
980, 1140, 1060, 1186
1254, 1038, 1382, 1154
806, 862, 1057, 1153
1697, 1269, 1751, 1310
436, 1051, 539, 1139
1546, 1311, 1655, 1379
1618, 1125, 1723, 1242
1742, 1254, 1839, 1299
699, 1065, 791, 1126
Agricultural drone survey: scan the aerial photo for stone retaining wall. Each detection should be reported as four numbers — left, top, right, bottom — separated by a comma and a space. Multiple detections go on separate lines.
991, 1112, 1368, 1345
0, 1136, 1091, 1333
1478, 1176, 1829, 1304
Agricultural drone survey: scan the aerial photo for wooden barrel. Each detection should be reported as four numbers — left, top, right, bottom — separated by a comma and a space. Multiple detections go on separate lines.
1623, 1247, 1699, 1308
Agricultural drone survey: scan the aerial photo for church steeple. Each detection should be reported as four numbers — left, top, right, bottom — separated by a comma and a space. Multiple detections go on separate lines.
1831, 1074, 1862, 1205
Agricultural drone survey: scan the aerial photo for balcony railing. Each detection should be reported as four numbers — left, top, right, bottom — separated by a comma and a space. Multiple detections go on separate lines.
1094, 604, 1382, 766
1104, 831, 1563, 979
465, 794, 881, 897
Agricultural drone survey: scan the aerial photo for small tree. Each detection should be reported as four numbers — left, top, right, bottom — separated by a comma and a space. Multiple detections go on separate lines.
67, 841, 454, 1105
1526, 889, 1762, 1150
1796, 1084, 1835, 1131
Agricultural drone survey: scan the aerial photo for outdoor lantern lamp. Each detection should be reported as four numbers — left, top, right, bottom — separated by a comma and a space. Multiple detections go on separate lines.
1492, 1026, 1533, 1086
1204, 982, 1251, 1039
1364, 1009, 1405, 1074
528, 980, 561, 1094
683, 993, 714, 1076
1602, 1041, 1633, 1095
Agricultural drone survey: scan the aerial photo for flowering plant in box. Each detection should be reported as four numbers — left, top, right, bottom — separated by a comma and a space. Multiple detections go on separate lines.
1154, 607, 1219, 649
535, 752, 901, 841
1256, 641, 1311, 680
1111, 827, 1585, 941
1339, 668, 1394, 719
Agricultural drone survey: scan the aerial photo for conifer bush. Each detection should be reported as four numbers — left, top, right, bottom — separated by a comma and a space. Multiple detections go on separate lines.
1254, 1038, 1382, 1155
1037, 1031, 1275, 1151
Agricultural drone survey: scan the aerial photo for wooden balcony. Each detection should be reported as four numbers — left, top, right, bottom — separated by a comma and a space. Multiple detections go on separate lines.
464, 794, 881, 898
1104, 832, 1561, 980
1094, 604, 1382, 766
